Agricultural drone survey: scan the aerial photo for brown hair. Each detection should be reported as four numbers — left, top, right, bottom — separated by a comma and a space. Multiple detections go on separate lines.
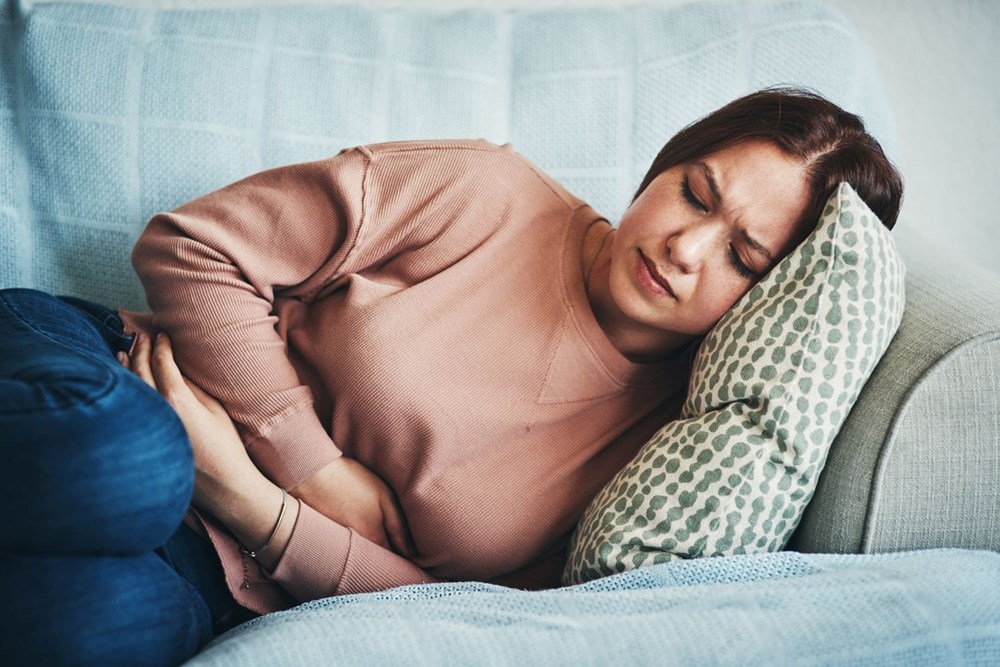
632, 86, 903, 236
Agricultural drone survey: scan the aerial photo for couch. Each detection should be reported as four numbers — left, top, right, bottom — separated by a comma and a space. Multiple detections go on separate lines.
2, 0, 998, 664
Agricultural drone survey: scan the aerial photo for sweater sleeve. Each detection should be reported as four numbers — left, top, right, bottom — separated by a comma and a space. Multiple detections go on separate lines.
268, 501, 441, 602
131, 139, 519, 490
131, 147, 372, 489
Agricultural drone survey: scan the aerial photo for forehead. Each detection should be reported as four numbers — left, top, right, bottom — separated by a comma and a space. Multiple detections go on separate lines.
702, 140, 810, 252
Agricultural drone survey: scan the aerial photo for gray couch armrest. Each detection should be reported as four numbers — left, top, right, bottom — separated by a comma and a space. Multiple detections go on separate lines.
789, 229, 1000, 554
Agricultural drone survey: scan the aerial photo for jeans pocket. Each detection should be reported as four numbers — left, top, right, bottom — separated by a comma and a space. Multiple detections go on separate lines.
56, 294, 135, 354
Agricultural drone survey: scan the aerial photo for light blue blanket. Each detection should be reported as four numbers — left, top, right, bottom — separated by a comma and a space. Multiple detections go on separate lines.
188, 548, 1000, 666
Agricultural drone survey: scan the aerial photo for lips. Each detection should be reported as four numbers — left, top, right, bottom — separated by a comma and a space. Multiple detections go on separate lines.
638, 250, 677, 299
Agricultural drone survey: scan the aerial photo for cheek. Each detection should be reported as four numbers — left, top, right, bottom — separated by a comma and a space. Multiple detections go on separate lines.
618, 195, 671, 237
698, 276, 753, 324
614, 213, 643, 244
607, 248, 632, 301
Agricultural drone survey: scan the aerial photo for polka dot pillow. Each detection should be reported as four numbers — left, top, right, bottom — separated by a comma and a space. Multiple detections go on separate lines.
564, 182, 906, 584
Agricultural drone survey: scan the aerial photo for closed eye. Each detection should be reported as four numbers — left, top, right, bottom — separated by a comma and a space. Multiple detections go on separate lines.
682, 173, 763, 281
728, 246, 759, 280
680, 177, 708, 213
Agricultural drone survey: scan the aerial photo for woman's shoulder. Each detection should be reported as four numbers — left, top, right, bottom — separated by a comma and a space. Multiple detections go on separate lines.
348, 137, 512, 157
339, 139, 586, 212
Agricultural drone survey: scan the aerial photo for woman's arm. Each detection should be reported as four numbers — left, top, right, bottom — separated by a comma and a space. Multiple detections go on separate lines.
122, 331, 437, 595
130, 143, 507, 556
130, 150, 369, 492
130, 148, 418, 554
123, 331, 296, 567
131, 140, 517, 566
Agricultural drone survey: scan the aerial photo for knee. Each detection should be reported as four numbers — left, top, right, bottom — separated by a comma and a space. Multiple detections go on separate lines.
1, 289, 194, 554
5, 367, 195, 555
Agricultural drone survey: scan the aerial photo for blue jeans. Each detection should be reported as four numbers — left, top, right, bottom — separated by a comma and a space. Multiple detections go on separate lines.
0, 288, 256, 666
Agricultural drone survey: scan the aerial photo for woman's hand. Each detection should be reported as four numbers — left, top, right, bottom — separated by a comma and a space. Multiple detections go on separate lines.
120, 332, 299, 569
119, 332, 259, 509
121, 331, 415, 560
119, 332, 416, 563
291, 457, 416, 558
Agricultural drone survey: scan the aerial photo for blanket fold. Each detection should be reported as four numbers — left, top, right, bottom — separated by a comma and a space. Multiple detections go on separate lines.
187, 548, 1000, 666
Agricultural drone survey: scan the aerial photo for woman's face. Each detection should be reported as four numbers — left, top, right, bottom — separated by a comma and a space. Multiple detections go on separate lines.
610, 139, 811, 337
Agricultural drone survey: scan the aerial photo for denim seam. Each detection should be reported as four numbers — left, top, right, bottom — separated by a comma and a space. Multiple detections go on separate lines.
0, 293, 119, 413
53, 296, 134, 349
71, 305, 124, 333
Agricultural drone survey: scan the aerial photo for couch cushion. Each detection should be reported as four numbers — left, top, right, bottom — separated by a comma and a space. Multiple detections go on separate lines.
0, 0, 896, 308
788, 229, 1000, 555
564, 183, 906, 584
1, 2, 20, 288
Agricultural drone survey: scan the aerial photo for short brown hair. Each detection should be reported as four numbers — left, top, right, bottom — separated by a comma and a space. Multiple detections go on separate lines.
633, 86, 904, 235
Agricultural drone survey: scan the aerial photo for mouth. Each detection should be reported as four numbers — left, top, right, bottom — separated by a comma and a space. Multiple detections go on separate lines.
637, 250, 677, 299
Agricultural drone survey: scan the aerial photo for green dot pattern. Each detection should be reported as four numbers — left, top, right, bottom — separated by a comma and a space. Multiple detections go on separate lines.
564, 183, 906, 585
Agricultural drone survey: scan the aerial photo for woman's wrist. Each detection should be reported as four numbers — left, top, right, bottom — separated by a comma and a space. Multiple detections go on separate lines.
199, 468, 300, 571
241, 487, 299, 572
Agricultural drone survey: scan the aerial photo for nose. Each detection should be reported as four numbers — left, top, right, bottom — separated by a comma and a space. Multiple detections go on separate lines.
665, 218, 724, 273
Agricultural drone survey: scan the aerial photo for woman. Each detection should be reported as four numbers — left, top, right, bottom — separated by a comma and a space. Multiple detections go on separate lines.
1, 87, 902, 665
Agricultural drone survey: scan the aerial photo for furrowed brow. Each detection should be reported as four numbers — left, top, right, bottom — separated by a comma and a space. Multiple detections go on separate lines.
741, 229, 774, 264
698, 161, 722, 206
699, 160, 775, 265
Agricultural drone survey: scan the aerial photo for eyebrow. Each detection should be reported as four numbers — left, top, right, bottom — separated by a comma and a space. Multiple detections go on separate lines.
697, 161, 774, 265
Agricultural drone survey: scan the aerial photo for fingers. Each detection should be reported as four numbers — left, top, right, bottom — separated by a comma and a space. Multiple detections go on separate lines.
374, 530, 391, 551
352, 523, 390, 550
148, 333, 192, 406
381, 494, 417, 558
119, 333, 196, 409
128, 332, 157, 390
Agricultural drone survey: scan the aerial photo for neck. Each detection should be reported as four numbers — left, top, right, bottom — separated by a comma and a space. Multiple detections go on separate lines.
583, 225, 697, 364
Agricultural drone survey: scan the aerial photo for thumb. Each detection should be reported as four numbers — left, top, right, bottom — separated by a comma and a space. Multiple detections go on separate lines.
182, 375, 227, 414
150, 334, 195, 407
381, 493, 416, 558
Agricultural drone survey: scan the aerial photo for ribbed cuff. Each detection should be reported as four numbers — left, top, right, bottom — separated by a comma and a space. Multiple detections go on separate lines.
245, 407, 342, 490
337, 529, 440, 595
267, 501, 352, 603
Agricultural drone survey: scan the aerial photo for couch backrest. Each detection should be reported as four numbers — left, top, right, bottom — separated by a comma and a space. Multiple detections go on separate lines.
1, 0, 896, 309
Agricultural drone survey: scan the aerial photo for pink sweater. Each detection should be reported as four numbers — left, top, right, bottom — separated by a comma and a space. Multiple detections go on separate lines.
123, 139, 693, 614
